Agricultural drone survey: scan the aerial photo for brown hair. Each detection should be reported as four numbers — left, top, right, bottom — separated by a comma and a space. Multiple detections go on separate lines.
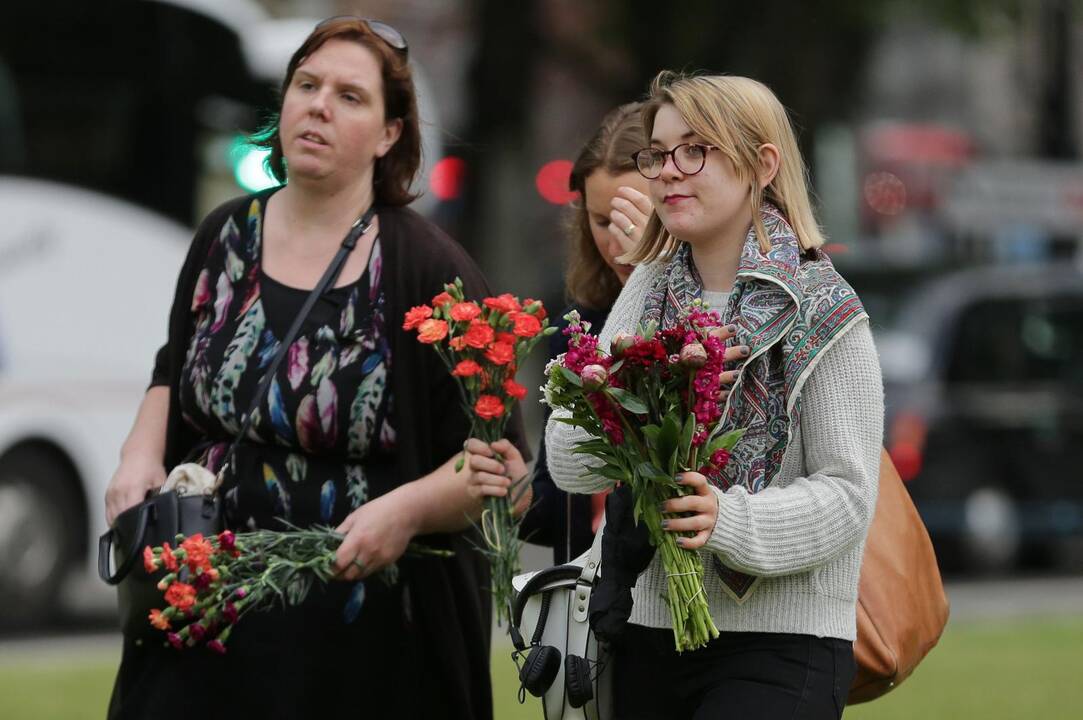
627, 71, 826, 264
565, 102, 645, 310
253, 17, 421, 206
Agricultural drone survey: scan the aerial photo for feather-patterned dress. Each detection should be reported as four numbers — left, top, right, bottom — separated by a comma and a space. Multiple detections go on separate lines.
111, 188, 505, 720
179, 195, 396, 532
170, 191, 409, 711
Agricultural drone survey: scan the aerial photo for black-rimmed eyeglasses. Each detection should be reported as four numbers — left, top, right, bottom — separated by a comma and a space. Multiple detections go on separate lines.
632, 143, 718, 180
316, 16, 409, 57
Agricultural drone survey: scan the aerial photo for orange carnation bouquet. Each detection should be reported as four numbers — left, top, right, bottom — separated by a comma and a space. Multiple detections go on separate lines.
403, 277, 555, 622
142, 527, 448, 653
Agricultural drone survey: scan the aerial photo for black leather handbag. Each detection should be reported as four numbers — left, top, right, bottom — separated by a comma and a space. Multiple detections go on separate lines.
97, 206, 376, 638
99, 490, 222, 637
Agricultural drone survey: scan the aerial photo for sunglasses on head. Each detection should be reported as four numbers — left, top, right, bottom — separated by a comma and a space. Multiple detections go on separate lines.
316, 16, 409, 57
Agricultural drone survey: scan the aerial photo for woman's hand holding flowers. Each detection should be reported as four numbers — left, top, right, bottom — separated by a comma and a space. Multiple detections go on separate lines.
334, 492, 419, 581
660, 471, 718, 550
464, 437, 532, 517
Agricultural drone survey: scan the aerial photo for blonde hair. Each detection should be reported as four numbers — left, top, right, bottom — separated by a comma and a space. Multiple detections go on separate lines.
628, 71, 826, 264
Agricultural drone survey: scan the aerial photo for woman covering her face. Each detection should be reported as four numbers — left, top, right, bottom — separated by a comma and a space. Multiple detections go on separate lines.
105, 18, 525, 720
505, 102, 693, 564
546, 72, 883, 720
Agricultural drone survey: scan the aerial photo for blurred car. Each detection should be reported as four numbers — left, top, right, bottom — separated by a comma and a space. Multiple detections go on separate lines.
877, 263, 1083, 573
0, 177, 188, 626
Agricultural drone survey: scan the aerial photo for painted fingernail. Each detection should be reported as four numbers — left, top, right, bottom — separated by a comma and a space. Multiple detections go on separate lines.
740, 346, 751, 356
658, 503, 667, 513
660, 520, 670, 529
675, 537, 686, 546
726, 324, 737, 333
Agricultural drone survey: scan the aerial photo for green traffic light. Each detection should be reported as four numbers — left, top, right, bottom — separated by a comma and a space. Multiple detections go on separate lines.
230, 136, 279, 192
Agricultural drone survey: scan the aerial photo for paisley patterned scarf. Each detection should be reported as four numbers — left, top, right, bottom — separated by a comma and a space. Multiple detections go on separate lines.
641, 203, 867, 602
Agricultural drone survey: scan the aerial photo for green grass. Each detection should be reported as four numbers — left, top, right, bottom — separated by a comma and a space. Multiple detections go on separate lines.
0, 660, 117, 720
3, 616, 1081, 719
843, 615, 1083, 720
498, 615, 1083, 720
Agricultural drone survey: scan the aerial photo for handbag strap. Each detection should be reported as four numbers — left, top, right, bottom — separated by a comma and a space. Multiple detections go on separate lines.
569, 520, 605, 625
98, 501, 155, 584
580, 519, 604, 585
215, 205, 377, 483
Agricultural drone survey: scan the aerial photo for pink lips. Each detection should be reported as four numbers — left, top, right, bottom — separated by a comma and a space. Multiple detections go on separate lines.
663, 194, 692, 205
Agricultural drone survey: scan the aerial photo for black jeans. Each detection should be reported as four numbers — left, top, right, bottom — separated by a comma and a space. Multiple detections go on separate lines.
612, 624, 856, 720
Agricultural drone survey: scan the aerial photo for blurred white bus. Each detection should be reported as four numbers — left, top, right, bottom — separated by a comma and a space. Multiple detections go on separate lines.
0, 177, 188, 625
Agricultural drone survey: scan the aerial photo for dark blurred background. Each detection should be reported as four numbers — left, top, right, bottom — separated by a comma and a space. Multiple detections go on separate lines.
0, 1, 1081, 717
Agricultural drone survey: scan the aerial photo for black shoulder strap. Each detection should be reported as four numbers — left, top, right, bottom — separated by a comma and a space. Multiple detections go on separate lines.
217, 205, 377, 480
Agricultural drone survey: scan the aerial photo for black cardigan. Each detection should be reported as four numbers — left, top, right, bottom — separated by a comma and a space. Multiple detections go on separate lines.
151, 194, 528, 720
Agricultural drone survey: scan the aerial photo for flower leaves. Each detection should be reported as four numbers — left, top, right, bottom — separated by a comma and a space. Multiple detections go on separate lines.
559, 366, 583, 387
608, 388, 648, 415
703, 427, 746, 457
284, 572, 313, 606
677, 413, 696, 473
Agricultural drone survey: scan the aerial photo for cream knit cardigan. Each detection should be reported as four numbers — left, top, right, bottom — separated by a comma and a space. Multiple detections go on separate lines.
544, 260, 884, 641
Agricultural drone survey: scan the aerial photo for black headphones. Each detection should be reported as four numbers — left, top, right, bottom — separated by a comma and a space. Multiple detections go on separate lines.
563, 653, 594, 708
511, 594, 595, 708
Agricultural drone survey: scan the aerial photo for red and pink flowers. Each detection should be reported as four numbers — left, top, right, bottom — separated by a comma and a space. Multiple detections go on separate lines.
542, 306, 745, 651
142, 528, 448, 653
141, 530, 254, 653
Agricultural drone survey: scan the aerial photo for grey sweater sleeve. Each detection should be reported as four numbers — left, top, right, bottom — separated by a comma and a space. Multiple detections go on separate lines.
544, 262, 660, 494
704, 320, 884, 577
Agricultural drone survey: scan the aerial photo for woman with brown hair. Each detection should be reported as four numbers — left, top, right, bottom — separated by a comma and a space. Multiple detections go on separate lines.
105, 17, 523, 720
564, 104, 649, 312
500, 103, 654, 564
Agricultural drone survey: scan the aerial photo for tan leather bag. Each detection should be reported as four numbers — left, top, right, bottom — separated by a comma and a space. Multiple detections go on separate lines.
848, 450, 950, 704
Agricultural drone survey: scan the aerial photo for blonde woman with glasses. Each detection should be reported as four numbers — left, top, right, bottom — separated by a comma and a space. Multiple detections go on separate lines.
545, 72, 883, 719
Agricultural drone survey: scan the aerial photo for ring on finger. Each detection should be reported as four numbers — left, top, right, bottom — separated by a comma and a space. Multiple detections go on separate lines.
623, 224, 635, 237
351, 558, 365, 571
